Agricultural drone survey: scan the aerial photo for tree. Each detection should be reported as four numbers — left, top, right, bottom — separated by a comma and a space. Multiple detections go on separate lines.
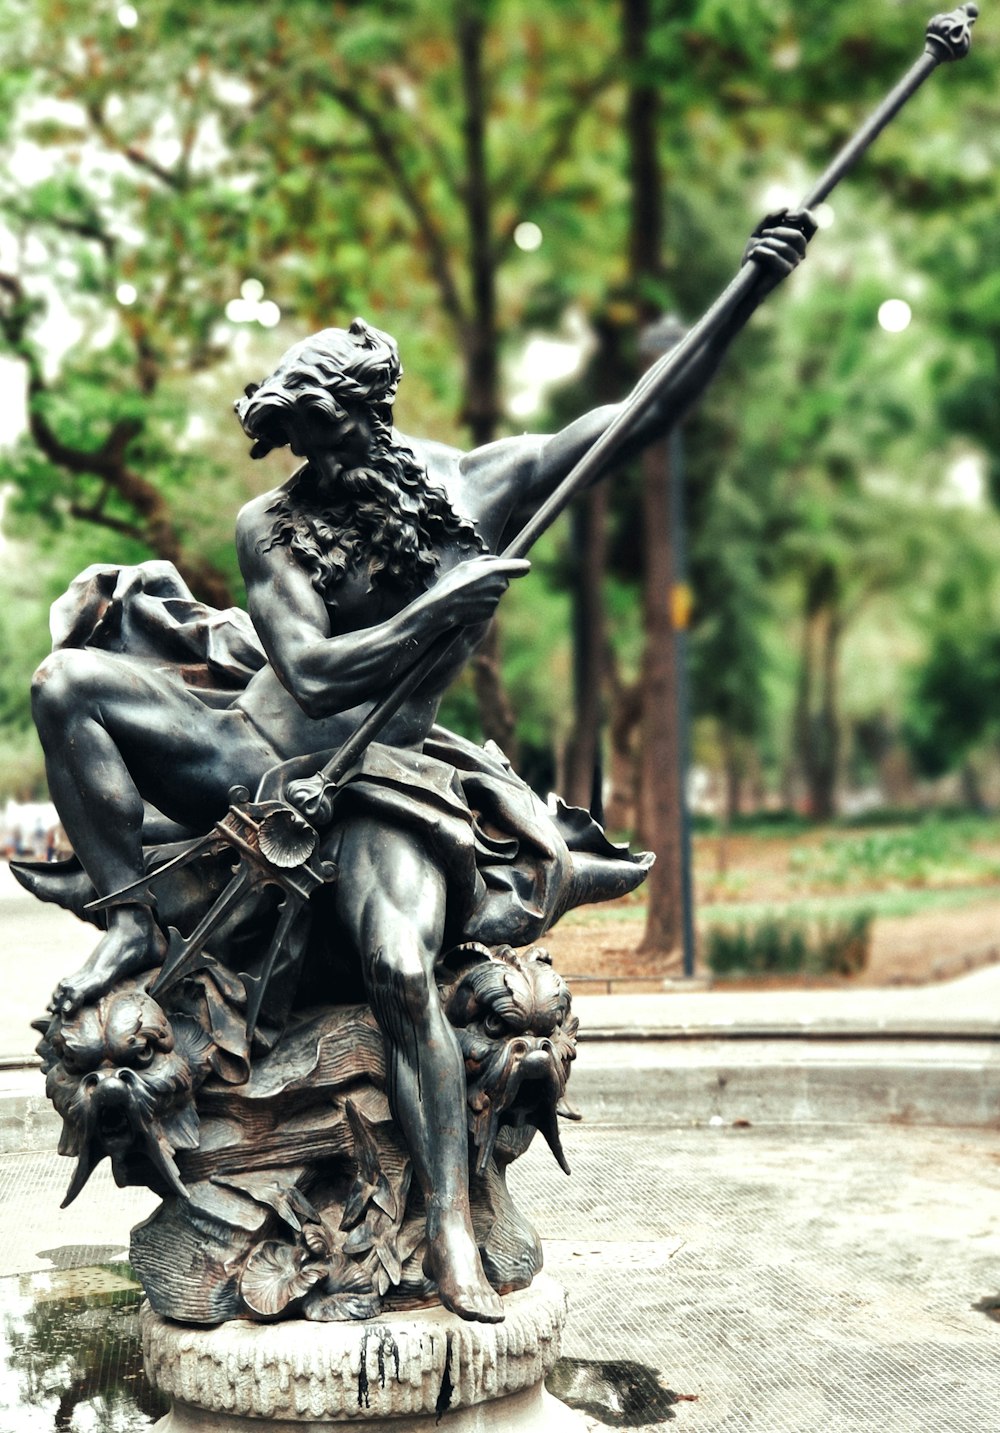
0, 0, 625, 744
903, 547, 1000, 805
2, 0, 997, 832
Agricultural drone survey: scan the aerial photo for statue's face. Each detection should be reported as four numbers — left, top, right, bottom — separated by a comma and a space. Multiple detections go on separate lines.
285, 402, 375, 471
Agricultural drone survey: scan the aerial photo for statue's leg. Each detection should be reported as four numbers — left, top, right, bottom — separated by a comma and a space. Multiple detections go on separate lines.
31, 648, 276, 1015
335, 815, 504, 1324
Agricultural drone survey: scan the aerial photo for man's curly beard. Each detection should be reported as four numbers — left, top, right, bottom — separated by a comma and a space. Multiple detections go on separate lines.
261, 438, 484, 607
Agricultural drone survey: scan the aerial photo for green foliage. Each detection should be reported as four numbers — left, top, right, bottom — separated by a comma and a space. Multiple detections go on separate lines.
689, 475, 769, 743
704, 907, 872, 977
788, 819, 1000, 891
0, 727, 46, 801
901, 558, 1000, 782
904, 629, 1000, 779
0, 0, 997, 808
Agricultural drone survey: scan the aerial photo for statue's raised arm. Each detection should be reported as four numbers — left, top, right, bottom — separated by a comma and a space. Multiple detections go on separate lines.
468, 209, 816, 551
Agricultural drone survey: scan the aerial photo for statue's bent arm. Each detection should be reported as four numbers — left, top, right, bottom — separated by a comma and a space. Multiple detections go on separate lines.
461, 329, 730, 551
236, 499, 525, 719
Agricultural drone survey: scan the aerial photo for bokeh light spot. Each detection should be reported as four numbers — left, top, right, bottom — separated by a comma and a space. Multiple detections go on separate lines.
513, 221, 543, 253
877, 298, 912, 333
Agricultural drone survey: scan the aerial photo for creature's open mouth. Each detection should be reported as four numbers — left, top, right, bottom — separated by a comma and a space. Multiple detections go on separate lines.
97, 1104, 132, 1148
89, 1077, 139, 1154
470, 1042, 575, 1176
63, 1071, 190, 1208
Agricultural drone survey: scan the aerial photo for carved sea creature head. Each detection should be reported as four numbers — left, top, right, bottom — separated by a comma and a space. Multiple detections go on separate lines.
234, 317, 402, 459
34, 983, 212, 1206
438, 944, 580, 1176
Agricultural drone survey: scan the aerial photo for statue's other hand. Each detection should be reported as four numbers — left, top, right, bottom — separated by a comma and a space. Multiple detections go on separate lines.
742, 207, 817, 279
430, 555, 531, 630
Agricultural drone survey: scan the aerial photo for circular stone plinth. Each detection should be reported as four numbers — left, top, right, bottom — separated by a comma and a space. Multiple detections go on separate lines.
143, 1276, 583, 1430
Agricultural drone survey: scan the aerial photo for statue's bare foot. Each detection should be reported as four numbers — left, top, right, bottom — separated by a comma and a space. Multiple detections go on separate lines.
424, 1211, 504, 1323
49, 908, 167, 1019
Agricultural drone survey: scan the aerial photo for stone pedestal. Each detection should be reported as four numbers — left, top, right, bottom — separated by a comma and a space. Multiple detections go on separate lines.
144, 1274, 585, 1431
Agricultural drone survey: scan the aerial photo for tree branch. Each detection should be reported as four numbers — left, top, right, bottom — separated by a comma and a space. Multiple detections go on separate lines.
375, 69, 462, 204
67, 503, 145, 542
326, 83, 467, 327
85, 100, 184, 190
496, 59, 620, 248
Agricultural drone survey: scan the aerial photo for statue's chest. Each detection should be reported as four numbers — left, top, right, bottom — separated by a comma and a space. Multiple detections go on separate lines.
324, 567, 411, 632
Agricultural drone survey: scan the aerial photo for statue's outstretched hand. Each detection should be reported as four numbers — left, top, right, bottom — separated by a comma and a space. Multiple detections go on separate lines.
428, 554, 531, 630
742, 207, 817, 287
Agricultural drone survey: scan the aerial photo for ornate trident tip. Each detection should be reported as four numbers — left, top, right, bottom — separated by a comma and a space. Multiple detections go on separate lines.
925, 3, 979, 62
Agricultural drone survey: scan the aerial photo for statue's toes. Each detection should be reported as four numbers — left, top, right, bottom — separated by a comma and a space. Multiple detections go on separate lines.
48, 972, 97, 1019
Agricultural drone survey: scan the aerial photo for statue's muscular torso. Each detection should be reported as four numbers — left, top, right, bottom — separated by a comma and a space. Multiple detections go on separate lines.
232, 429, 547, 762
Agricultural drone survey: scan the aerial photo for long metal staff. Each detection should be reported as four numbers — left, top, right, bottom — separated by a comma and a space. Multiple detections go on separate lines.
298, 2, 980, 803
91, 4, 978, 1035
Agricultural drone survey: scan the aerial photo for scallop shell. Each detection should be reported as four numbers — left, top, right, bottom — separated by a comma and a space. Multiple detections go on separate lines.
240, 1241, 324, 1319
258, 808, 318, 868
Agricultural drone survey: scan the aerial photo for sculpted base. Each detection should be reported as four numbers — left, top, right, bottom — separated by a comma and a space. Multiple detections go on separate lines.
143, 1275, 585, 1431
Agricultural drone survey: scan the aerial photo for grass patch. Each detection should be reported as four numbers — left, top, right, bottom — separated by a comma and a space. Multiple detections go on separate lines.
701, 884, 1000, 923
557, 881, 1000, 927
788, 818, 1000, 891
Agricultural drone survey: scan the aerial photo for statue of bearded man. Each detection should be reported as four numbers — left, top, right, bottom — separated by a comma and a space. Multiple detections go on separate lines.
27, 213, 812, 1322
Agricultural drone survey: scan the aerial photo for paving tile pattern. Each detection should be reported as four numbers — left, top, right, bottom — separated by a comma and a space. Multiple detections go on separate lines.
1, 1124, 998, 1430
511, 1121, 1000, 1432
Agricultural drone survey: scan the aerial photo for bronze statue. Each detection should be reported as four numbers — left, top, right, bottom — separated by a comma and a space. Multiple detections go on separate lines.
17, 0, 979, 1332
20, 213, 811, 1322
9, 0, 974, 1375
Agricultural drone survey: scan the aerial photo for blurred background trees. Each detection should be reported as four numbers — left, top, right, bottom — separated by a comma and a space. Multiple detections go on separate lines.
1, 0, 999, 962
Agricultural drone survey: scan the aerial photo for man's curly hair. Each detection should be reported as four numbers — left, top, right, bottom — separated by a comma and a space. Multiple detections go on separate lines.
234, 319, 483, 603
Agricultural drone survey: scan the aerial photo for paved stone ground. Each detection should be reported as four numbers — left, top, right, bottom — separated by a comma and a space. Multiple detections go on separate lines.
516, 1123, 1000, 1432
1, 1119, 997, 1431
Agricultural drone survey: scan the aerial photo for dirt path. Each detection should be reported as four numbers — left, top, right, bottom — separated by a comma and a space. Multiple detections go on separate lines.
542, 897, 1000, 989
541, 821, 1000, 990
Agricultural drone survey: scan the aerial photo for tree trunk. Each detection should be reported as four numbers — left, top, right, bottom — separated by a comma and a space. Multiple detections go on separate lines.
605, 665, 642, 832
960, 758, 986, 813
720, 726, 745, 825
454, 6, 519, 752
621, 0, 681, 963
564, 477, 610, 811
637, 433, 682, 960
457, 5, 500, 449
794, 568, 842, 822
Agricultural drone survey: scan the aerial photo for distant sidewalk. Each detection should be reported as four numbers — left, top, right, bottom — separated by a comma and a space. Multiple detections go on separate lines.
573, 962, 1000, 1041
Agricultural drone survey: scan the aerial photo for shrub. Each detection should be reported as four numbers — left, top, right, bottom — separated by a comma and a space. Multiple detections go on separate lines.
788, 820, 1000, 890
703, 909, 872, 978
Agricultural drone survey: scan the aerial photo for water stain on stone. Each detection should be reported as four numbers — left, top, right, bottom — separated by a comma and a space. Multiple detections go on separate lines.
36, 1244, 129, 1271
435, 1330, 455, 1421
547, 1356, 690, 1426
357, 1323, 401, 1409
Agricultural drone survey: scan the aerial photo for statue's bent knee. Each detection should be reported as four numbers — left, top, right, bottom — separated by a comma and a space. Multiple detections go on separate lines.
31, 648, 92, 726
366, 943, 437, 1026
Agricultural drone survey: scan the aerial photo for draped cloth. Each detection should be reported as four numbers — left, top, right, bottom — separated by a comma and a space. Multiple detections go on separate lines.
47, 561, 653, 949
